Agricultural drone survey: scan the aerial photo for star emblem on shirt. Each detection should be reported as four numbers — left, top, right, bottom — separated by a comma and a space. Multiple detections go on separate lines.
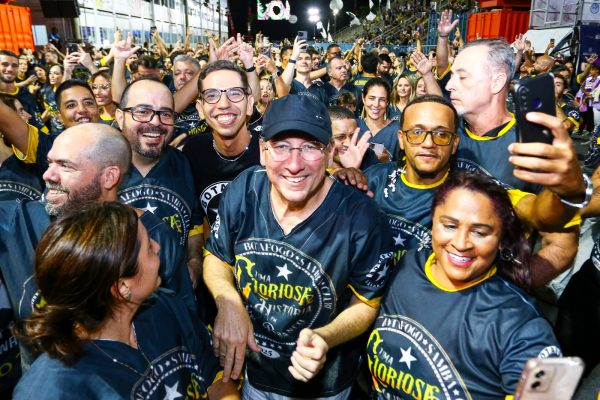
393, 233, 406, 246
376, 264, 389, 281
399, 346, 417, 369
141, 202, 158, 214
276, 264, 292, 281
163, 382, 182, 400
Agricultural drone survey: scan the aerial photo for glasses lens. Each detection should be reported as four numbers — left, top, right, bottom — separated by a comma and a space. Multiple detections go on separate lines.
132, 108, 153, 122
406, 130, 427, 144
202, 89, 221, 104
227, 88, 246, 102
432, 131, 453, 145
158, 111, 175, 125
301, 144, 324, 161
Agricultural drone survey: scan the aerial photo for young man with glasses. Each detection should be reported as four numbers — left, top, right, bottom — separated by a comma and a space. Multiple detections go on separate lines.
203, 93, 393, 399
115, 77, 203, 288
365, 95, 459, 262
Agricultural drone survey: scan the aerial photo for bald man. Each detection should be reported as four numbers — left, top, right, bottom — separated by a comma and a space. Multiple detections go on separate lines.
0, 123, 193, 370
533, 55, 555, 75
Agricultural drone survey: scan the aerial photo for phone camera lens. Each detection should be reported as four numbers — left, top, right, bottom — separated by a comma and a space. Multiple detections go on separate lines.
531, 98, 543, 110
531, 380, 542, 390
534, 370, 545, 378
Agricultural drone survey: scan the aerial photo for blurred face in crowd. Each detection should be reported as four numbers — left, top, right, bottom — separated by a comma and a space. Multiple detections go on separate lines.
311, 53, 321, 70
331, 117, 357, 165
326, 45, 342, 61
259, 78, 274, 106
396, 77, 412, 98
34, 65, 47, 81
163, 57, 173, 71
49, 65, 63, 86
295, 52, 312, 74
389, 52, 397, 63
363, 84, 388, 122
116, 80, 174, 160
58, 86, 99, 127
91, 75, 113, 107
554, 76, 567, 100
328, 58, 348, 83
281, 48, 293, 64
18, 56, 28, 75
565, 61, 574, 75
446, 44, 498, 117
378, 60, 390, 76
591, 65, 600, 78
0, 54, 18, 83
197, 69, 253, 140
45, 51, 59, 64
14, 99, 32, 123
416, 78, 426, 97
173, 60, 199, 91
399, 101, 458, 184
126, 53, 138, 67
133, 65, 161, 81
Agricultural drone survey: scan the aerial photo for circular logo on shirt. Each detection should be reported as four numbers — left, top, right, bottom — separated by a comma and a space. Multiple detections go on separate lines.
234, 239, 336, 358
591, 3, 599, 14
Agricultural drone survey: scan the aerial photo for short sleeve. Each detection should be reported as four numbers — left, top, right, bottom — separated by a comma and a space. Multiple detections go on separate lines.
203, 175, 239, 266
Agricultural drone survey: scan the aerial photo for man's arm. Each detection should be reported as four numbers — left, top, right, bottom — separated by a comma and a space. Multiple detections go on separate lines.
187, 234, 203, 289
576, 54, 598, 85
235, 34, 260, 103
508, 112, 586, 231
435, 9, 458, 76
288, 295, 378, 382
203, 253, 260, 383
410, 51, 442, 96
581, 165, 600, 218
0, 100, 30, 154
111, 33, 141, 103
279, 36, 304, 97
530, 228, 579, 288
174, 72, 200, 113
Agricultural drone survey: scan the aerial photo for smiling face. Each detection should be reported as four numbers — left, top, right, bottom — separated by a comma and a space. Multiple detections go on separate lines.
91, 75, 112, 107
42, 130, 104, 216
430, 188, 502, 289
0, 54, 18, 84
396, 77, 412, 99
260, 133, 330, 210
331, 117, 357, 164
116, 80, 174, 161
363, 84, 388, 122
58, 85, 99, 127
295, 52, 312, 74
197, 69, 253, 140
416, 78, 426, 97
48, 65, 62, 86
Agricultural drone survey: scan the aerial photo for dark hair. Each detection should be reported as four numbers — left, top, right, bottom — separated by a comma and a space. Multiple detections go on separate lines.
307, 47, 319, 57
553, 74, 568, 88
130, 55, 159, 73
281, 45, 293, 56
337, 91, 357, 107
431, 172, 533, 291
400, 94, 459, 132
0, 94, 18, 111
551, 64, 570, 76
378, 54, 392, 65
0, 49, 18, 59
198, 60, 249, 92
326, 43, 341, 53
90, 70, 111, 84
118, 77, 167, 109
55, 80, 94, 110
361, 54, 379, 74
362, 77, 391, 100
16, 202, 141, 363
328, 105, 356, 120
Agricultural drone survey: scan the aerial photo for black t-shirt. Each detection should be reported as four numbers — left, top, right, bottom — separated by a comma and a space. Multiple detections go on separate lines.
182, 126, 261, 227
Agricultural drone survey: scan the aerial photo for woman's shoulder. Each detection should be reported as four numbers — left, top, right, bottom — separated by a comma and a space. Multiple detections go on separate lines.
14, 353, 120, 399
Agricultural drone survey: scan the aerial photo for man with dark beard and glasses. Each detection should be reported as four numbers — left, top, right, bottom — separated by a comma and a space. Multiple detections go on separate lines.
0, 123, 194, 374
115, 77, 204, 288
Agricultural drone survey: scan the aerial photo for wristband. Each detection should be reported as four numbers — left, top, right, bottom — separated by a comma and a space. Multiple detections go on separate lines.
244, 65, 256, 72
559, 173, 593, 209
289, 59, 296, 64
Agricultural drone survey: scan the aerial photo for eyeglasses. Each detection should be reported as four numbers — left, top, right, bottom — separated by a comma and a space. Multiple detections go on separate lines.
264, 142, 326, 161
201, 87, 248, 104
121, 106, 176, 125
404, 129, 456, 146
91, 84, 111, 91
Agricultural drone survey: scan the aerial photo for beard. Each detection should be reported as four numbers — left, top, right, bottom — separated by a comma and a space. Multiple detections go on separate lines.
123, 123, 169, 160
44, 174, 103, 217
0, 74, 15, 84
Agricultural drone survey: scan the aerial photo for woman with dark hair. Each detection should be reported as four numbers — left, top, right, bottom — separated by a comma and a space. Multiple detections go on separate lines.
358, 77, 401, 162
13, 202, 239, 399
367, 171, 560, 399
39, 63, 64, 134
90, 70, 117, 125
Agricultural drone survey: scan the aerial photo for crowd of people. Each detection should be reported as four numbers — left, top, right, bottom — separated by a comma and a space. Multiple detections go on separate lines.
0, 7, 599, 399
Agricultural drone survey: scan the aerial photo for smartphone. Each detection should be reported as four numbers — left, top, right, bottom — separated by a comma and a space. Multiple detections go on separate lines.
261, 45, 271, 56
512, 73, 556, 144
67, 43, 78, 54
515, 357, 584, 400
369, 142, 385, 154
297, 31, 308, 50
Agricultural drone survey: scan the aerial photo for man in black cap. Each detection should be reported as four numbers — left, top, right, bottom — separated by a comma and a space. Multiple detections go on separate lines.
203, 93, 394, 399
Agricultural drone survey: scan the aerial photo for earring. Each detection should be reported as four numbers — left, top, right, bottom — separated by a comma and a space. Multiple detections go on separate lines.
499, 247, 522, 265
